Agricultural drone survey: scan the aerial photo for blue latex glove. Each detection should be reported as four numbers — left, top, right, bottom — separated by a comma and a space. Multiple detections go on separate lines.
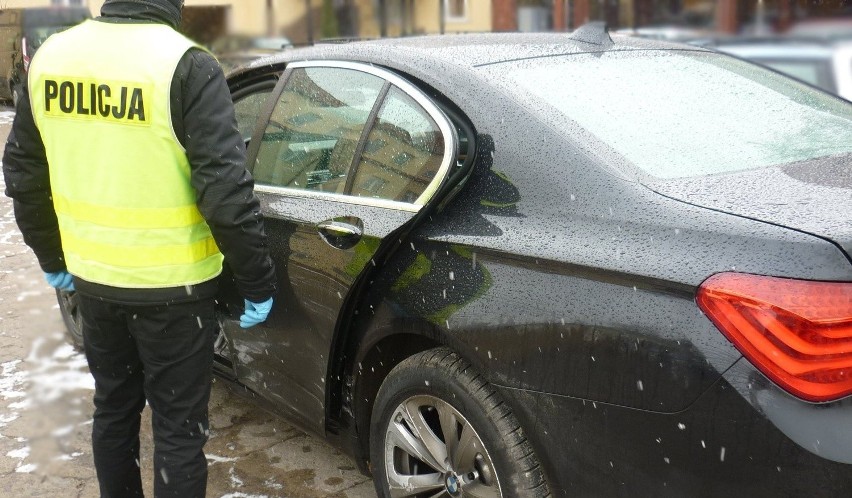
240, 297, 273, 328
45, 271, 75, 291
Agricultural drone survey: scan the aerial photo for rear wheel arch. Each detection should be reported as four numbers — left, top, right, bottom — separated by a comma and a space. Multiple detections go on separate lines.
347, 324, 443, 462
368, 346, 551, 497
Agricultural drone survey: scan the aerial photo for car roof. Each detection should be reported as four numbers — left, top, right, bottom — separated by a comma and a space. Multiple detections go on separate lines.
235, 31, 708, 77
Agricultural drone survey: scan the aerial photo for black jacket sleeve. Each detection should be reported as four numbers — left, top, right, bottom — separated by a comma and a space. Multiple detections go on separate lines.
172, 48, 277, 303
2, 80, 66, 273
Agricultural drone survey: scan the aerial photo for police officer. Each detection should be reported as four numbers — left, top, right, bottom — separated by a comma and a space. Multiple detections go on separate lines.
2, 1, 276, 496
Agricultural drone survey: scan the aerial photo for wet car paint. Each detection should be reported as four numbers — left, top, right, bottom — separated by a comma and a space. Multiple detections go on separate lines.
649, 157, 852, 258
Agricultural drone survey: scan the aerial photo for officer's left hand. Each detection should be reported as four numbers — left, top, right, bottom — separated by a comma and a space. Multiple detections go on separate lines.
45, 270, 75, 291
240, 297, 273, 328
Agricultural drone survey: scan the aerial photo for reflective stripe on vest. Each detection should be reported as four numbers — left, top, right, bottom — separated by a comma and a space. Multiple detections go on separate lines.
29, 20, 223, 288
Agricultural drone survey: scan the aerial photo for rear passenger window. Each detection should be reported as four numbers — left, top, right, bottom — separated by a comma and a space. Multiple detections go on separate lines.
253, 67, 383, 193
350, 87, 445, 203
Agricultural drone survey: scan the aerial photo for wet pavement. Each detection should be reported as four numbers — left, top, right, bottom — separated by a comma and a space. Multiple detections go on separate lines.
0, 108, 376, 497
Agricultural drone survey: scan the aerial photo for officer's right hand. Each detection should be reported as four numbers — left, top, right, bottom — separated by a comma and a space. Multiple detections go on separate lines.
240, 297, 273, 328
45, 271, 75, 291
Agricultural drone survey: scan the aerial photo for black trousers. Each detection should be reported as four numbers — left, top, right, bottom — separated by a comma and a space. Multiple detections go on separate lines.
79, 295, 216, 498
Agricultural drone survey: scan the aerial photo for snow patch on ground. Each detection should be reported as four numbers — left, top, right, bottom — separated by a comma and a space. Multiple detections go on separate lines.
15, 462, 37, 473
55, 451, 84, 461
6, 445, 29, 459
1, 165, 23, 245
229, 466, 245, 488
22, 336, 94, 407
0, 360, 25, 402
50, 424, 75, 438
0, 335, 94, 471
6, 443, 37, 472
207, 453, 240, 464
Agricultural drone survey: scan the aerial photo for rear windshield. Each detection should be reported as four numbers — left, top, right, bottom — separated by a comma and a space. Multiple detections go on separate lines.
492, 50, 852, 179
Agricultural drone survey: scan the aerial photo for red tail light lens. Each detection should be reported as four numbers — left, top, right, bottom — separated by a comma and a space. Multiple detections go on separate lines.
697, 273, 852, 403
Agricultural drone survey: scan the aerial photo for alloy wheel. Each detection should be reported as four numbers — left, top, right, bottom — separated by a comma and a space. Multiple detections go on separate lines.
383, 394, 501, 498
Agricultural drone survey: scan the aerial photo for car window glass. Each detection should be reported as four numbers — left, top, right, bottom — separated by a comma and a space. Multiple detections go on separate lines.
762, 61, 822, 87
496, 51, 852, 179
350, 87, 445, 203
25, 26, 68, 51
233, 89, 274, 142
254, 67, 383, 193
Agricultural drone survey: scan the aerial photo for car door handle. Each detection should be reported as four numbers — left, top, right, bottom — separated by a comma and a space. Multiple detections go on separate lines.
317, 220, 362, 238
317, 217, 364, 250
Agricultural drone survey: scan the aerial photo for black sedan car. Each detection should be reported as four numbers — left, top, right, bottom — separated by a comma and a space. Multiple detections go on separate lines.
59, 25, 852, 497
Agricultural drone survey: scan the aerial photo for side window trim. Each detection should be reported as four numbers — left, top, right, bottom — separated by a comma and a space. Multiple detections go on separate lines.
245, 65, 296, 177
230, 77, 279, 145
343, 81, 392, 195
252, 60, 458, 208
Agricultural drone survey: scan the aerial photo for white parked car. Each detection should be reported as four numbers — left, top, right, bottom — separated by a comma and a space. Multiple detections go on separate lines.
697, 37, 852, 101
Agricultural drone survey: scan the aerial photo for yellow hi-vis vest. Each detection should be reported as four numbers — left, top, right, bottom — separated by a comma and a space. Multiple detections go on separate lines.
29, 20, 223, 288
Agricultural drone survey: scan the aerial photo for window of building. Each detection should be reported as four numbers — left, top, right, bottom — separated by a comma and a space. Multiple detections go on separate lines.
444, 0, 468, 22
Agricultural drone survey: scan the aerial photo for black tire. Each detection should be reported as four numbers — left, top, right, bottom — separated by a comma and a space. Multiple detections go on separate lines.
56, 289, 84, 350
370, 347, 550, 498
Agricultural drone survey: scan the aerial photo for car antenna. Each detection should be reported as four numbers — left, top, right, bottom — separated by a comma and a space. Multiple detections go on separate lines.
568, 21, 613, 48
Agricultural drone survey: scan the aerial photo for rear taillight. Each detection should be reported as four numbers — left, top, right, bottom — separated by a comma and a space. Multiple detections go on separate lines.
697, 272, 852, 403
